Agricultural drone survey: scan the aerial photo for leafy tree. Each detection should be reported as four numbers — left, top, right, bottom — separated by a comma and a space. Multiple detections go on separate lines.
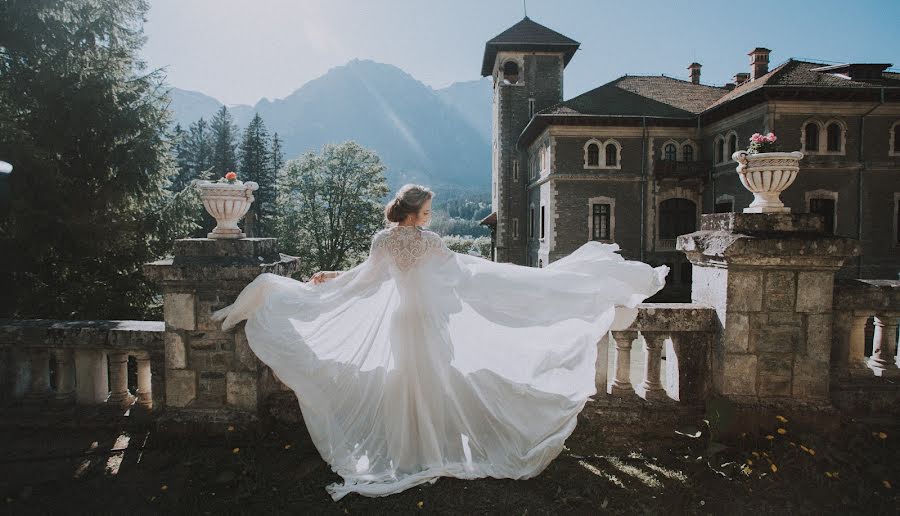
210, 105, 238, 177
275, 141, 390, 278
238, 113, 274, 237
0, 0, 196, 319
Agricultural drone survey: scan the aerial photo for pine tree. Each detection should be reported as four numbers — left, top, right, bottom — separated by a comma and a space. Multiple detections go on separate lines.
210, 106, 238, 177
271, 132, 284, 175
0, 0, 197, 319
238, 114, 273, 237
186, 117, 214, 180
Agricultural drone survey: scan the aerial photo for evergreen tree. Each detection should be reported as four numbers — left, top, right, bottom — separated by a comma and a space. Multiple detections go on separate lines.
186, 116, 214, 180
270, 132, 284, 175
210, 106, 238, 177
275, 141, 390, 279
238, 113, 274, 237
0, 0, 197, 319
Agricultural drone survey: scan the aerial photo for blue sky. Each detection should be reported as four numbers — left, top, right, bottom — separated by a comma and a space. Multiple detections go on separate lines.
143, 0, 900, 106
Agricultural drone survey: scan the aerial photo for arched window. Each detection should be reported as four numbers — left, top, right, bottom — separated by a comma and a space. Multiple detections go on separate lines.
826, 122, 842, 152
586, 142, 600, 167
682, 144, 694, 162
727, 133, 737, 159
805, 122, 820, 152
605, 143, 618, 166
716, 138, 725, 163
658, 198, 697, 239
502, 61, 520, 84
664, 143, 677, 161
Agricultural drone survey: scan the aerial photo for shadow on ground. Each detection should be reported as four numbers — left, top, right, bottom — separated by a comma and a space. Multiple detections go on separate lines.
1, 406, 897, 515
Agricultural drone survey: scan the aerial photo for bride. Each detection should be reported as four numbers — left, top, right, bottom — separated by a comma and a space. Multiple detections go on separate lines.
212, 183, 668, 501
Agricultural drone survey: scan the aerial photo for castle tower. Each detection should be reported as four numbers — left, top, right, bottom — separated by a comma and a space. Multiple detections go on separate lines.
481, 17, 579, 264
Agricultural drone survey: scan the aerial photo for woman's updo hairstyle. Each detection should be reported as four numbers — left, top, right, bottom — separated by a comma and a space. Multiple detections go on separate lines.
385, 183, 434, 224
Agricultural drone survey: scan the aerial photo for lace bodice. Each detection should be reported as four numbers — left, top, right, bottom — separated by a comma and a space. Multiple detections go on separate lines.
373, 226, 447, 272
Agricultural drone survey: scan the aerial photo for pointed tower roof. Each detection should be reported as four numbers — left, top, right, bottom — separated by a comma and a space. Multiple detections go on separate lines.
481, 17, 580, 76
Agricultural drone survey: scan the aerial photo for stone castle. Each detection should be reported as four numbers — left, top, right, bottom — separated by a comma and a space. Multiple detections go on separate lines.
479, 17, 900, 301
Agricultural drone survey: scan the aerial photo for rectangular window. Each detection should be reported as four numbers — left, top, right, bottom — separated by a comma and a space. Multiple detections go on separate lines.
512, 159, 518, 181
540, 205, 545, 239
896, 197, 900, 243
714, 201, 733, 213
530, 207, 535, 239
809, 198, 836, 235
528, 98, 535, 119
592, 203, 611, 240
513, 217, 519, 240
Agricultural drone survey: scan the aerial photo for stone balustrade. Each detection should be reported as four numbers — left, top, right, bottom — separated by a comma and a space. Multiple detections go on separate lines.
0, 320, 164, 410
596, 303, 716, 404
831, 279, 900, 378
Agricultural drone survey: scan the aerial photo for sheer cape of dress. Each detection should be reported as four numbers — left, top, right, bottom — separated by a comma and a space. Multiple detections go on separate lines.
215, 225, 668, 501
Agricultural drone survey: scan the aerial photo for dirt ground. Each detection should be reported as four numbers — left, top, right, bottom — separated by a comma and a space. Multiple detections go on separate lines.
1, 410, 897, 515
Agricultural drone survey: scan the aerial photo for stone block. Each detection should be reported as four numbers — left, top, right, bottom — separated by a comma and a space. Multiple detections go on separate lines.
196, 294, 230, 331
164, 293, 195, 331
805, 314, 833, 358
797, 271, 834, 313
758, 353, 793, 378
722, 354, 757, 396
190, 350, 233, 373
723, 312, 750, 353
726, 270, 763, 312
165, 332, 187, 369
198, 371, 226, 402
187, 330, 233, 351
752, 324, 801, 353
227, 371, 259, 410
234, 331, 260, 372
767, 311, 801, 326
792, 375, 829, 399
758, 375, 792, 397
764, 271, 796, 312
793, 359, 830, 382
166, 369, 196, 407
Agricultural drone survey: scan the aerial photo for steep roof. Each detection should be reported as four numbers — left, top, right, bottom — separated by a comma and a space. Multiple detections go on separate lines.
703, 59, 900, 112
541, 75, 728, 118
481, 17, 580, 76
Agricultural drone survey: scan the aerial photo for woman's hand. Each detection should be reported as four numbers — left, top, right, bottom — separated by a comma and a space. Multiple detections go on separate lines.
310, 270, 340, 285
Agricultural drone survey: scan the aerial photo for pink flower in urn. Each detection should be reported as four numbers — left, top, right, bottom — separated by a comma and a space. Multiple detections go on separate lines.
748, 131, 780, 154
766, 132, 777, 142
751, 133, 763, 143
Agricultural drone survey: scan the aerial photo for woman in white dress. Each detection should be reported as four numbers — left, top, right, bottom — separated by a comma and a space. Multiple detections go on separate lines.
212, 183, 669, 501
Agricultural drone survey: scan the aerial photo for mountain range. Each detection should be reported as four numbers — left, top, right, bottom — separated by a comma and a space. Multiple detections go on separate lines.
167, 60, 493, 192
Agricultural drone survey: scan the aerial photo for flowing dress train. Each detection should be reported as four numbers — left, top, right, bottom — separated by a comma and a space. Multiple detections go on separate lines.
215, 225, 668, 500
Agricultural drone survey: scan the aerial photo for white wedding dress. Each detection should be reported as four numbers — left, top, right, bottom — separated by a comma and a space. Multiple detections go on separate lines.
214, 225, 668, 500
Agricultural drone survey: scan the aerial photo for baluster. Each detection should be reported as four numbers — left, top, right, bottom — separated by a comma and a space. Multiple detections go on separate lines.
136, 354, 153, 409
868, 313, 899, 376
595, 332, 610, 394
25, 348, 52, 401
75, 349, 109, 404
846, 312, 872, 371
608, 330, 637, 396
52, 349, 76, 402
638, 332, 667, 400
107, 352, 131, 405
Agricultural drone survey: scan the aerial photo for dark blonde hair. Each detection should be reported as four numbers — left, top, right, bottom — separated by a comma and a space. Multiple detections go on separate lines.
385, 183, 434, 224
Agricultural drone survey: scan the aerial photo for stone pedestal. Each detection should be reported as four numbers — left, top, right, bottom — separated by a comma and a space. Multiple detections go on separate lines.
678, 213, 860, 405
144, 238, 300, 432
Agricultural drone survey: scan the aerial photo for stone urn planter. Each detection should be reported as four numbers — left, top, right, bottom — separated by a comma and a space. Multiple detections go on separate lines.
732, 150, 803, 213
195, 180, 259, 239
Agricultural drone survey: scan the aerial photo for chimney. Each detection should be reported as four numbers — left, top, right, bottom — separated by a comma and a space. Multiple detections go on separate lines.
688, 62, 702, 85
733, 72, 750, 86
724, 83, 736, 91
749, 47, 771, 80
